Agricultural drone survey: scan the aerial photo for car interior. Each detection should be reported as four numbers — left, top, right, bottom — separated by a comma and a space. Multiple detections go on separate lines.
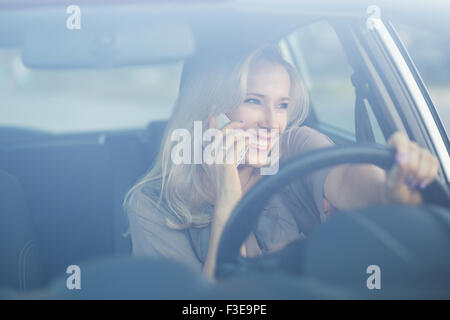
0, 3, 448, 298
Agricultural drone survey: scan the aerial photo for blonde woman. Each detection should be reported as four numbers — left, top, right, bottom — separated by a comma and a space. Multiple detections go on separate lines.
124, 45, 440, 279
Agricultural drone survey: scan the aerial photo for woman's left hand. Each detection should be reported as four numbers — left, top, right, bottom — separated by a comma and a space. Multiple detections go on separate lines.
384, 132, 440, 205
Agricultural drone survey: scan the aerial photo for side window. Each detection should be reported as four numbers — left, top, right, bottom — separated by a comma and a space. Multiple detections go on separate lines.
283, 21, 385, 144
394, 23, 450, 138
366, 101, 386, 144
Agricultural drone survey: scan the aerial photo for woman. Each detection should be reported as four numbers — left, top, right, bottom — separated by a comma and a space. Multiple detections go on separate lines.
124, 45, 440, 279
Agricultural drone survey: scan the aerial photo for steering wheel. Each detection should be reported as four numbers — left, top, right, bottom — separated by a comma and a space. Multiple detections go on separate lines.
214, 145, 450, 279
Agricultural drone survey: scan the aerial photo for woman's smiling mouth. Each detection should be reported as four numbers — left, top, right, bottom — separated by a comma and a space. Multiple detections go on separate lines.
247, 130, 273, 152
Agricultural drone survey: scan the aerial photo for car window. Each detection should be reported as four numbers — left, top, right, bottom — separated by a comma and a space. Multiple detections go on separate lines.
0, 49, 182, 133
394, 23, 450, 139
366, 101, 386, 144
284, 21, 355, 137
283, 21, 386, 144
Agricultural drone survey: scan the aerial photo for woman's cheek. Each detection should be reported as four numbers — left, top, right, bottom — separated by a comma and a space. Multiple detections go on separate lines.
281, 110, 288, 129
230, 104, 258, 123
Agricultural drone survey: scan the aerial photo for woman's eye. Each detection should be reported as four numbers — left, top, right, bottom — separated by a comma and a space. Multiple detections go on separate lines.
244, 98, 261, 105
277, 103, 289, 109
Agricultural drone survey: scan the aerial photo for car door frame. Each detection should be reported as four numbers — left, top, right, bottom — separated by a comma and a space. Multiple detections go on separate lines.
353, 16, 450, 185
283, 12, 449, 185
282, 16, 406, 146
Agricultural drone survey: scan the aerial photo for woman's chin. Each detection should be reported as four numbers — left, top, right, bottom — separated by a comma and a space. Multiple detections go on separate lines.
245, 154, 270, 168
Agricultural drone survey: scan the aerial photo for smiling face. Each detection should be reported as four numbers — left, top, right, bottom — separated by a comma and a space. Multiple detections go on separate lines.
229, 59, 291, 167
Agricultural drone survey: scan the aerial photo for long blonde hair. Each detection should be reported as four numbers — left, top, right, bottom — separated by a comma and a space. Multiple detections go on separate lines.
123, 44, 310, 230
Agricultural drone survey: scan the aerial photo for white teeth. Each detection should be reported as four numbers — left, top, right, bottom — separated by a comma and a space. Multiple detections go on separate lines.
250, 142, 268, 149
250, 139, 268, 147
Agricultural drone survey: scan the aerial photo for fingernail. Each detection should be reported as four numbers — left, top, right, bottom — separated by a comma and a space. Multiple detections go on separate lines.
239, 120, 245, 123
396, 151, 408, 164
407, 183, 417, 190
408, 175, 419, 188
420, 179, 430, 190
405, 174, 413, 185
405, 174, 416, 189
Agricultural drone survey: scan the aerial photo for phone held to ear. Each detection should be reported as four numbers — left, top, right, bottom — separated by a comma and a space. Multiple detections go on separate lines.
215, 113, 248, 166
215, 113, 231, 130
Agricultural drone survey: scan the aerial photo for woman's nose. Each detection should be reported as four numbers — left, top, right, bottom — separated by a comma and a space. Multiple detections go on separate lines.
259, 107, 278, 129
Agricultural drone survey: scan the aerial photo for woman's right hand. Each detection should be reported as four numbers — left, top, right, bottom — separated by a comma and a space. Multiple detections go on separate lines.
202, 116, 250, 279
203, 115, 249, 225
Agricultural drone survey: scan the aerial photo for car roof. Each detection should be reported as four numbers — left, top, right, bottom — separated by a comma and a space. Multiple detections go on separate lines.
0, 0, 359, 69
0, 0, 447, 12
1, 0, 449, 69
0, 0, 365, 49
2, 0, 449, 29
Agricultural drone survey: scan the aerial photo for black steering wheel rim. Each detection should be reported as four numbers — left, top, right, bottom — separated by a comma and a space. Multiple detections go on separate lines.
215, 145, 450, 279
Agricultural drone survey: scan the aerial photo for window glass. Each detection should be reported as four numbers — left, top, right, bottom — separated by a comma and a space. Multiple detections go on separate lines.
0, 49, 182, 133
285, 21, 355, 136
394, 23, 450, 138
